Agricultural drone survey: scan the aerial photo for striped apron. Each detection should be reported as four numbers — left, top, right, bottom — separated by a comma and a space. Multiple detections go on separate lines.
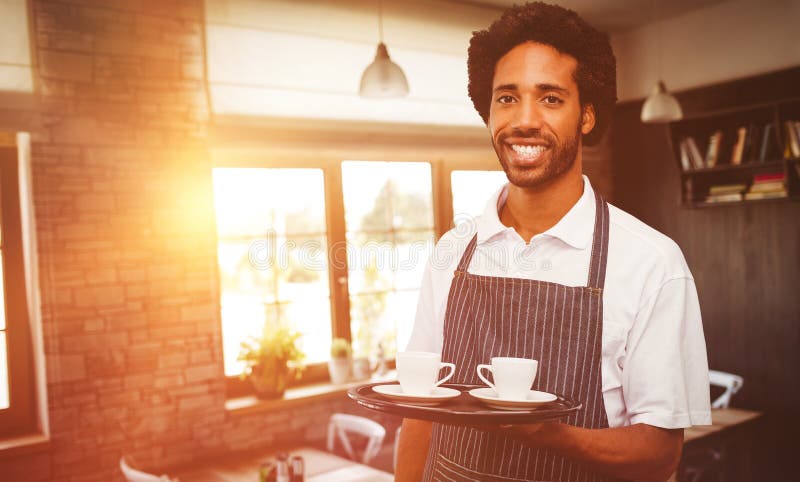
422, 192, 621, 482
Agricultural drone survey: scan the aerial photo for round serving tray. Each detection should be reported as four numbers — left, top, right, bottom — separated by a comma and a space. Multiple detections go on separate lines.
348, 382, 582, 425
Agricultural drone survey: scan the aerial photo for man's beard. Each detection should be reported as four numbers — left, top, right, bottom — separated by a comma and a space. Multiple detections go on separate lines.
493, 123, 582, 189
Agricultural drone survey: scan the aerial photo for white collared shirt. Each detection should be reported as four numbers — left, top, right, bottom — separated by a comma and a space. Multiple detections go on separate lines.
407, 176, 712, 429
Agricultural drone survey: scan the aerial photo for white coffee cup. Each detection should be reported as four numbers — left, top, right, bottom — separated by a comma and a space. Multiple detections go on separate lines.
476, 357, 538, 400
396, 351, 456, 396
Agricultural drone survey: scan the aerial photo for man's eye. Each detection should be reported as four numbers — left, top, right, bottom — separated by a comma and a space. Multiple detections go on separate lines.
497, 95, 515, 104
543, 95, 563, 104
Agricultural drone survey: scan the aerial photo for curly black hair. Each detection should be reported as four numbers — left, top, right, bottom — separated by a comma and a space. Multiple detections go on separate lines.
467, 2, 617, 146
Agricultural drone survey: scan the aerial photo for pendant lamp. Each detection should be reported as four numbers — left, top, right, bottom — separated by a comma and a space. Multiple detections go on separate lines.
359, 0, 409, 98
641, 80, 682, 122
641, 0, 682, 123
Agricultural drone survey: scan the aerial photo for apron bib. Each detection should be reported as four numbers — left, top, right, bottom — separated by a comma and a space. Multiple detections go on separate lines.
422, 192, 622, 482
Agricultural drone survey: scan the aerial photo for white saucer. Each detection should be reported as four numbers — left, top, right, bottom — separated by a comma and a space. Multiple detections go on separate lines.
372, 384, 461, 405
468, 387, 558, 410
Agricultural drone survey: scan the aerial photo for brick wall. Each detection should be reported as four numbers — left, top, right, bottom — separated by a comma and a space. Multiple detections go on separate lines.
0, 1, 366, 480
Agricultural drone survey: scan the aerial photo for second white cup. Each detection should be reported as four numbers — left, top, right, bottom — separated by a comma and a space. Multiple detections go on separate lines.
396, 351, 456, 396
476, 357, 538, 400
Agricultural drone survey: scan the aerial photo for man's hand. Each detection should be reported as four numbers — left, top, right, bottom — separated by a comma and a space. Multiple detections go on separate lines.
450, 421, 683, 481
395, 419, 432, 482
508, 422, 683, 481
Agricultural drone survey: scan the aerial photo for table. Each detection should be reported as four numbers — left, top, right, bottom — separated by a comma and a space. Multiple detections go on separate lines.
172, 447, 393, 482
670, 408, 763, 482
684, 407, 762, 444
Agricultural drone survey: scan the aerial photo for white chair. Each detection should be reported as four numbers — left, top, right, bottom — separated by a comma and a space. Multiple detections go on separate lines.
709, 370, 743, 409
120, 457, 177, 482
393, 426, 401, 472
326, 413, 386, 465
680, 370, 745, 482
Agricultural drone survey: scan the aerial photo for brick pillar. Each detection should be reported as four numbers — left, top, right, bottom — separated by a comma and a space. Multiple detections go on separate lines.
9, 1, 224, 480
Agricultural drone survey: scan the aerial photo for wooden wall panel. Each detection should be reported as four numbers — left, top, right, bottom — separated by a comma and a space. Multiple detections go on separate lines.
610, 67, 800, 481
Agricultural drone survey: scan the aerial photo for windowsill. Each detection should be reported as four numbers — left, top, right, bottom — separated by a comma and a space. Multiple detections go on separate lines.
226, 370, 397, 416
0, 432, 50, 458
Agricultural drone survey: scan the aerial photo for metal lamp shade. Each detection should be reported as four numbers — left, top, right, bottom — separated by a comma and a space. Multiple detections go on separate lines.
641, 80, 683, 123
359, 43, 409, 98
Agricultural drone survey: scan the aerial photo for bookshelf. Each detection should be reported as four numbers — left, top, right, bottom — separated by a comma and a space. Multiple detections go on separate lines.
669, 97, 800, 208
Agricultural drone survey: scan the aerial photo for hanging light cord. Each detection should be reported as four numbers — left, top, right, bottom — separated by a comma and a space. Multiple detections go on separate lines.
655, 0, 662, 80
378, 0, 384, 43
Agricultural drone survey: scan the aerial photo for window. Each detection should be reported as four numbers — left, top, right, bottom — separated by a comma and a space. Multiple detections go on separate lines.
0, 139, 36, 436
342, 161, 434, 358
212, 156, 504, 389
212, 168, 332, 376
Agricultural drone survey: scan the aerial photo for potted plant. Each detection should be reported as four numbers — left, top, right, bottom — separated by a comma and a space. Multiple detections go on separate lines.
328, 338, 352, 384
238, 324, 304, 399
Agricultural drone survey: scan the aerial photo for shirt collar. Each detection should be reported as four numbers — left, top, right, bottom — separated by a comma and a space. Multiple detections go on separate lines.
476, 175, 596, 250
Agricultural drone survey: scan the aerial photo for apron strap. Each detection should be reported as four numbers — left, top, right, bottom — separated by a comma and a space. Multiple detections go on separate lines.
454, 234, 478, 274
586, 191, 610, 290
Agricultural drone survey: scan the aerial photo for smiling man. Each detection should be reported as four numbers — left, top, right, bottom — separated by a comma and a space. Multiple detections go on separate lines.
398, 2, 711, 481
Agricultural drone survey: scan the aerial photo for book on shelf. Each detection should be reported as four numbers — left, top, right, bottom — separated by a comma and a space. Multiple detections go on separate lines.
744, 190, 788, 200
752, 172, 785, 184
708, 183, 747, 195
745, 171, 787, 199
705, 130, 723, 168
685, 137, 704, 169
748, 181, 786, 193
678, 140, 692, 171
679, 136, 704, 169
784, 120, 800, 159
730, 126, 748, 165
745, 123, 761, 163
758, 123, 776, 162
705, 192, 743, 203
742, 124, 761, 164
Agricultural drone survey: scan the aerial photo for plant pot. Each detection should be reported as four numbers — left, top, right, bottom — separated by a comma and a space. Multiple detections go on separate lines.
249, 360, 289, 399
328, 357, 351, 384
352, 356, 372, 381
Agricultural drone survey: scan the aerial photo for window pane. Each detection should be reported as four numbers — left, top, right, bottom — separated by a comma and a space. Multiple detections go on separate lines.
213, 168, 326, 237
277, 235, 330, 301
218, 240, 277, 303
387, 163, 434, 229
451, 170, 507, 222
213, 168, 331, 376
342, 161, 434, 359
342, 161, 433, 231
342, 162, 391, 232
345, 230, 432, 293
394, 231, 434, 290
0, 331, 7, 409
349, 290, 418, 359
281, 301, 332, 365
346, 232, 393, 295
349, 292, 390, 358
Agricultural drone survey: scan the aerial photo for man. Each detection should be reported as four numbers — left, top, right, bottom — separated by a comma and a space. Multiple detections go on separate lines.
398, 2, 711, 481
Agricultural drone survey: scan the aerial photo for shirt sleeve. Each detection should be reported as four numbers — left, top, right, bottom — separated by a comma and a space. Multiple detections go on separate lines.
623, 277, 712, 428
404, 257, 439, 353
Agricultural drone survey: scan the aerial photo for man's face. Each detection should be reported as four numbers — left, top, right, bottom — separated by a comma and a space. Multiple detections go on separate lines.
488, 42, 595, 189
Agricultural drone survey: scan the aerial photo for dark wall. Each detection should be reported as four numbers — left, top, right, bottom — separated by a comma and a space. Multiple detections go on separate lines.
610, 67, 800, 481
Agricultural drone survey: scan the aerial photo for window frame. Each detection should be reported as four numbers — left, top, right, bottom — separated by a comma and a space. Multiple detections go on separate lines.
0, 139, 36, 436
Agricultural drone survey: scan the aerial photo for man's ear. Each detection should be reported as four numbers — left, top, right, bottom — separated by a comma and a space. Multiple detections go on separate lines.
581, 104, 596, 135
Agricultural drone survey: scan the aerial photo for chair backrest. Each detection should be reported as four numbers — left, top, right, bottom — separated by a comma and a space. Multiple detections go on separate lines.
120, 457, 176, 482
326, 413, 386, 465
708, 370, 744, 409
393, 426, 401, 472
